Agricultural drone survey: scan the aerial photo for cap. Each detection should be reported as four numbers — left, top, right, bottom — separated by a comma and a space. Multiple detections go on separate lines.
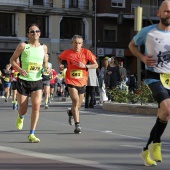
104, 56, 109, 60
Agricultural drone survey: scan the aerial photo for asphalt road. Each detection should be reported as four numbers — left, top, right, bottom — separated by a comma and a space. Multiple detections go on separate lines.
0, 96, 170, 170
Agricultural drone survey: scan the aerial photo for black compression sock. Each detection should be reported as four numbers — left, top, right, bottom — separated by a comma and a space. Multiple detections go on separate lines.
153, 117, 167, 143
69, 110, 73, 116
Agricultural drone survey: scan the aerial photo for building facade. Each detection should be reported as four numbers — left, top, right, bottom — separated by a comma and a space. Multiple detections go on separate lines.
0, 0, 93, 71
94, 0, 162, 75
0, 0, 164, 76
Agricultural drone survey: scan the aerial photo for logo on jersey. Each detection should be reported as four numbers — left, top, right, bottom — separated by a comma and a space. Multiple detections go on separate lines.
156, 51, 170, 67
25, 51, 30, 56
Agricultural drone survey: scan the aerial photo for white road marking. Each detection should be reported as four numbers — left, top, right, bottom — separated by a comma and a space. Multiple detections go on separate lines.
0, 145, 131, 170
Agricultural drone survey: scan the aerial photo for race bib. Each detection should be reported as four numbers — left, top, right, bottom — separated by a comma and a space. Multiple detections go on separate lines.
43, 71, 50, 76
160, 73, 170, 89
14, 72, 19, 77
28, 62, 42, 72
70, 70, 83, 79
4, 77, 9, 82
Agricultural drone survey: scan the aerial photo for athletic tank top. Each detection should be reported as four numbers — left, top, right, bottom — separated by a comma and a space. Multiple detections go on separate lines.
19, 43, 44, 81
42, 62, 52, 81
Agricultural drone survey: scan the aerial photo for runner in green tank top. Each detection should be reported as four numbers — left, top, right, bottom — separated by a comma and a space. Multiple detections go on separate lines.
10, 23, 50, 143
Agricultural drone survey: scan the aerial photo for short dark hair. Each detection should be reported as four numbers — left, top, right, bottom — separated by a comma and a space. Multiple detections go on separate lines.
26, 23, 40, 33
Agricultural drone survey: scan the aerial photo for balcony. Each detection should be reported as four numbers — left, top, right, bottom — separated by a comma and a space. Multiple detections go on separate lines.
0, 0, 28, 7
29, 0, 53, 7
0, 0, 53, 8
131, 3, 158, 19
0, 0, 54, 14
62, 0, 89, 10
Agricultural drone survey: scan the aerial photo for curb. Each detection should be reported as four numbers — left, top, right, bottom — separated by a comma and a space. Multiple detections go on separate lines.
102, 102, 158, 115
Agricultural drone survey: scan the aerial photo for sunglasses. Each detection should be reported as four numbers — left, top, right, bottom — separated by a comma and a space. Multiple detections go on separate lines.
29, 30, 40, 33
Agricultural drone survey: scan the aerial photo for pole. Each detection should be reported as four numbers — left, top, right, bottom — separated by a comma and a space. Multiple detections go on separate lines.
134, 6, 143, 88
94, 0, 96, 56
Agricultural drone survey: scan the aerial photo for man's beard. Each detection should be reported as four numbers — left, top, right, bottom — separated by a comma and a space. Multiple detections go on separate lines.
160, 17, 170, 27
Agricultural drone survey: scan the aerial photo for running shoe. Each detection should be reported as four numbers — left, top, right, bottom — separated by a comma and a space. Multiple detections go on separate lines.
16, 115, 24, 130
28, 134, 40, 143
140, 149, 157, 166
67, 108, 74, 126
74, 124, 81, 134
44, 104, 49, 109
149, 143, 162, 162
48, 99, 51, 103
13, 103, 18, 110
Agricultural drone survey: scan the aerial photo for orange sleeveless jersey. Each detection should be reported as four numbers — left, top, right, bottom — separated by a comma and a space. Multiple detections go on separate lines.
59, 48, 96, 87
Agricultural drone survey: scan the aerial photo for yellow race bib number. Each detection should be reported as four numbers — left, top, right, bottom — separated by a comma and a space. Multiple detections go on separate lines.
4, 77, 9, 82
70, 70, 83, 79
28, 62, 41, 72
160, 73, 170, 89
14, 72, 19, 77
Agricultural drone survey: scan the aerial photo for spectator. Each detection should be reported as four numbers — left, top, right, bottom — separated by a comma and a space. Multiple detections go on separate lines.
85, 67, 99, 108
98, 57, 108, 103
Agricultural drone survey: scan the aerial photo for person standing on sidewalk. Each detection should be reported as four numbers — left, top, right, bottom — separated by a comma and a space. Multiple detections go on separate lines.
129, 0, 170, 166
57, 34, 98, 134
85, 67, 99, 108
10, 23, 49, 143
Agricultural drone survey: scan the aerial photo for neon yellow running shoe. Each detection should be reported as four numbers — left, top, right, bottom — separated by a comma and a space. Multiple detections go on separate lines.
140, 150, 157, 166
16, 115, 24, 130
149, 143, 162, 162
28, 134, 40, 143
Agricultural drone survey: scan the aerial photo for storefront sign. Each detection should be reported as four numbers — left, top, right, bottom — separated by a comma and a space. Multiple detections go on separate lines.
116, 49, 124, 57
97, 48, 104, 57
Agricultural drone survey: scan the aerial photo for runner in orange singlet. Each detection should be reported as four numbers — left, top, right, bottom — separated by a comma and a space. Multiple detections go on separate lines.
57, 35, 98, 134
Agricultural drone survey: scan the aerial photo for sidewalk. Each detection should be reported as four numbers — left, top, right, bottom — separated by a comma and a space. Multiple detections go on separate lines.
102, 102, 157, 115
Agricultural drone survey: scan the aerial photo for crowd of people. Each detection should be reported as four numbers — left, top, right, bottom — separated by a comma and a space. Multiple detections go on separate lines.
1, 1, 170, 166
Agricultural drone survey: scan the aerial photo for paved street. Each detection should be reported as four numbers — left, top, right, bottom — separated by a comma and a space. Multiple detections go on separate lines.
0, 96, 170, 170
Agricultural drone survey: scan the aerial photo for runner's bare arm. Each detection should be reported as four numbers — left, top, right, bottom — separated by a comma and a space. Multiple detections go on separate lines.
43, 45, 48, 68
86, 60, 98, 69
10, 42, 27, 76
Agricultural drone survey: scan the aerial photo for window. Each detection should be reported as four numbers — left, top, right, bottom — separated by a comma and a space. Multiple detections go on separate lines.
26, 15, 49, 38
69, 0, 78, 8
60, 17, 85, 39
33, 0, 43, 5
111, 0, 125, 8
0, 13, 15, 36
103, 30, 116, 42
